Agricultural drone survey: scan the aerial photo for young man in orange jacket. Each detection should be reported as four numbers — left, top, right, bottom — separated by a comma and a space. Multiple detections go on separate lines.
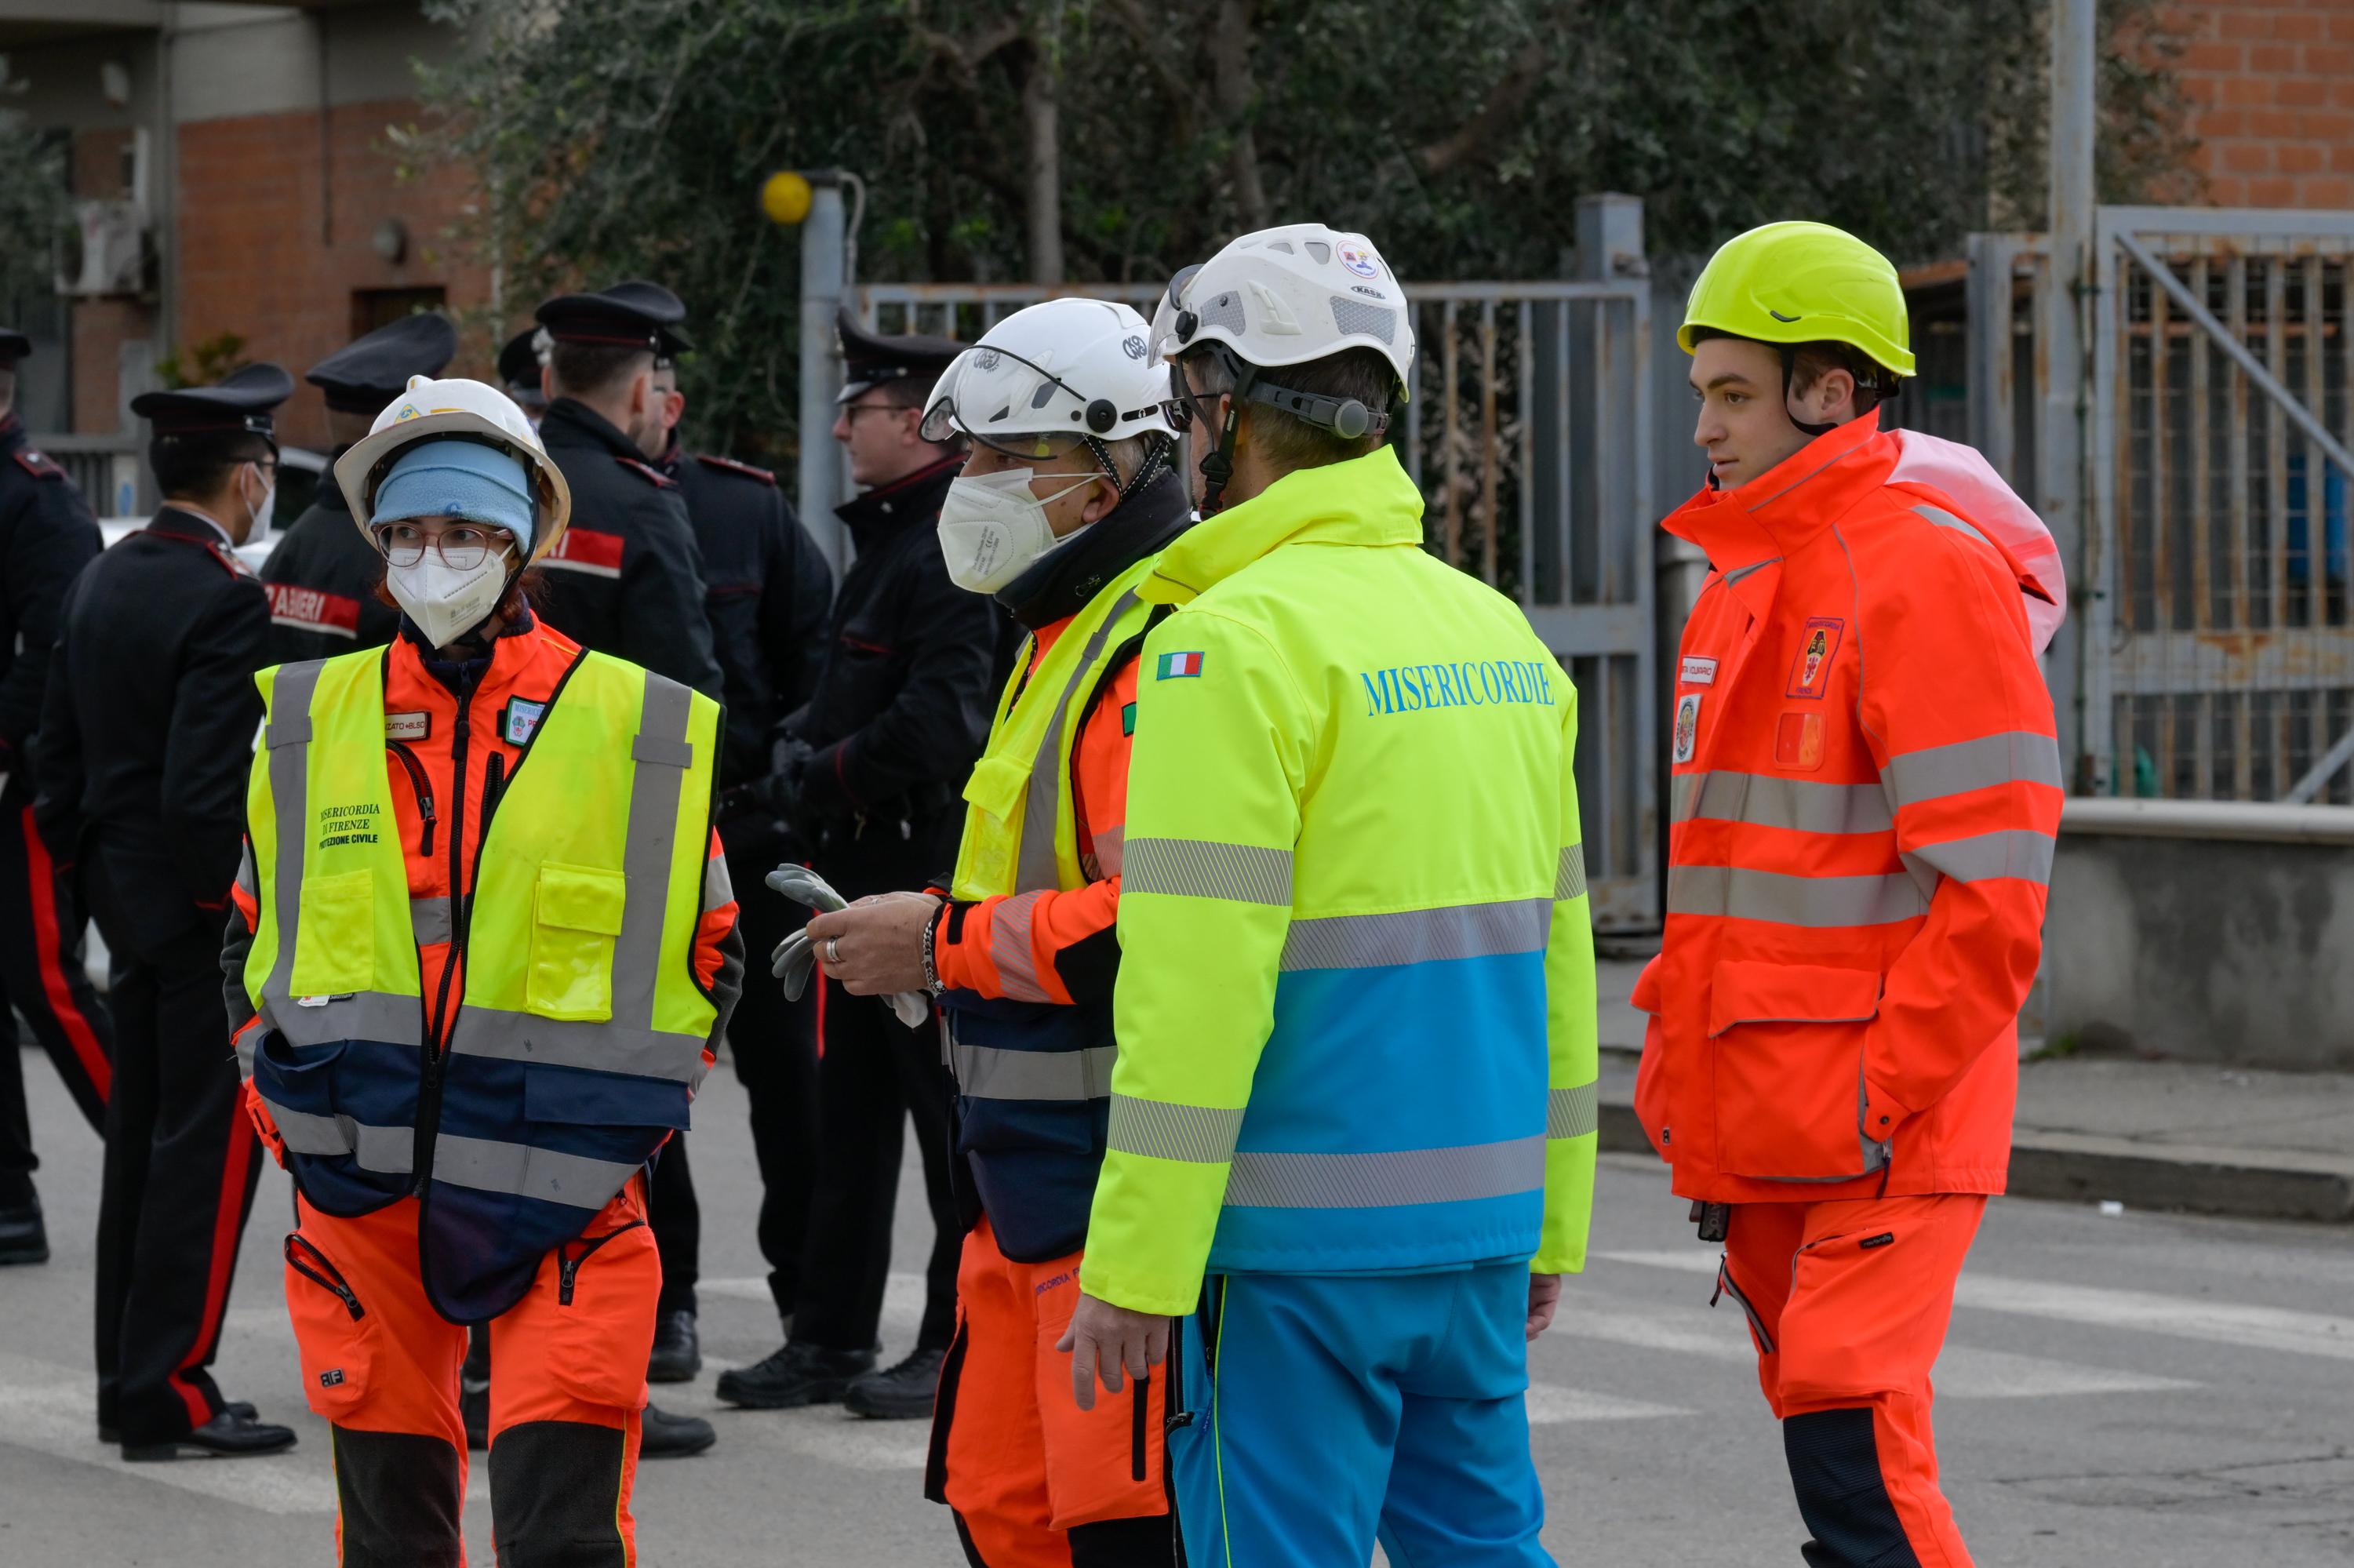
1635, 222, 2063, 1568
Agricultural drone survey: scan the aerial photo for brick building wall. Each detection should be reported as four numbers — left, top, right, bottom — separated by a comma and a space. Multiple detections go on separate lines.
2166, 0, 2354, 209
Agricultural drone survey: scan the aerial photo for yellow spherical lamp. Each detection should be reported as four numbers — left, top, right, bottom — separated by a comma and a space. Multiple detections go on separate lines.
761, 170, 813, 227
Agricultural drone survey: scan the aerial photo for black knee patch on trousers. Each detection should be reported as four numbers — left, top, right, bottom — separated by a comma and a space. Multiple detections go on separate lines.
331, 1426, 464, 1567
487, 1419, 628, 1566
1783, 1407, 1922, 1568
1069, 1513, 1180, 1567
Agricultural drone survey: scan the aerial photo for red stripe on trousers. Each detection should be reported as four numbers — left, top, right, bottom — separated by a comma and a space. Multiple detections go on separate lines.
166, 1094, 258, 1427
17, 805, 110, 1102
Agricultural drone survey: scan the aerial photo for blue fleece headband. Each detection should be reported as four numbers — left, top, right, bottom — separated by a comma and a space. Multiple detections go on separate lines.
370, 438, 536, 550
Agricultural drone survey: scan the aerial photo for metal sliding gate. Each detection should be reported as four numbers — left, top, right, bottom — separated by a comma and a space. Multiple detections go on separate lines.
1969, 208, 2354, 805
851, 276, 1660, 928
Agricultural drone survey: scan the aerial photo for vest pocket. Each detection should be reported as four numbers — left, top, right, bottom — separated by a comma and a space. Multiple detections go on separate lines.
284, 1231, 381, 1421
527, 863, 628, 1021
1707, 961, 1886, 1181
291, 871, 377, 995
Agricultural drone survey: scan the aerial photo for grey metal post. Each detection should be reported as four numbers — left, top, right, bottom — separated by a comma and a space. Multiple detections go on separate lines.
798, 180, 848, 573
2043, 0, 2097, 791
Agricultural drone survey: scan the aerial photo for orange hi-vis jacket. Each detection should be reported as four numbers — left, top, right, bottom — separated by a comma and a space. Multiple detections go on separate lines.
1632, 413, 2062, 1203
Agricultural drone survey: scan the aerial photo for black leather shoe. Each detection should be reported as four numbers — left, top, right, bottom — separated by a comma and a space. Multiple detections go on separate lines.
639, 1403, 715, 1458
714, 1341, 875, 1410
647, 1308, 700, 1384
123, 1407, 297, 1461
102, 1401, 254, 1444
0, 1198, 48, 1266
844, 1345, 948, 1421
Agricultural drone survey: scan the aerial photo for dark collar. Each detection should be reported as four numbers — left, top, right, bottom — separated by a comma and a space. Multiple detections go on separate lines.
0, 414, 21, 454
538, 397, 647, 460
999, 467, 1193, 630
834, 452, 963, 542
314, 447, 355, 516
149, 504, 235, 546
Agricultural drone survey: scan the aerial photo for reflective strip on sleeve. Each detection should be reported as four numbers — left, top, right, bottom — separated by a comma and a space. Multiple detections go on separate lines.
446, 1007, 710, 1086
1107, 1093, 1246, 1164
262, 1101, 417, 1174
1666, 866, 1930, 928
430, 1133, 641, 1210
1279, 898, 1551, 973
1546, 1082, 1599, 1139
1911, 502, 1994, 549
1122, 838, 1293, 905
951, 1040, 1118, 1102
1672, 771, 1895, 837
613, 675, 696, 1033
1721, 558, 1781, 588
1223, 1136, 1546, 1210
264, 991, 425, 1050
990, 890, 1052, 1002
702, 853, 733, 912
1017, 591, 1138, 896
1554, 842, 1587, 901
1882, 732, 2063, 811
411, 897, 452, 949
1901, 828, 2056, 886
1093, 824, 1125, 878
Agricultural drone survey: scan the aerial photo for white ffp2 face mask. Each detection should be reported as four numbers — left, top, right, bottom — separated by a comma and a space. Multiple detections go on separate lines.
246, 464, 277, 546
386, 549, 515, 650
936, 467, 1099, 595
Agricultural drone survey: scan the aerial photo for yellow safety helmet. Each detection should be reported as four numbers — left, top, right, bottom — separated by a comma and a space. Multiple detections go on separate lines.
1678, 220, 1915, 380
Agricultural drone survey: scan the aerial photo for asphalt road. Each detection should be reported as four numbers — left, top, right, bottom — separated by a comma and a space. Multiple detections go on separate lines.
4, 1042, 2352, 1566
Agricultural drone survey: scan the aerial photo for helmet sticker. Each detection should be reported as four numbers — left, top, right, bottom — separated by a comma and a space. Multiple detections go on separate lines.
1337, 242, 1381, 279
395, 404, 424, 421
1122, 334, 1148, 361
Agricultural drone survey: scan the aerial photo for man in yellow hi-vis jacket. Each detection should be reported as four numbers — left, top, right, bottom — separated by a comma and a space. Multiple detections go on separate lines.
1058, 223, 1599, 1567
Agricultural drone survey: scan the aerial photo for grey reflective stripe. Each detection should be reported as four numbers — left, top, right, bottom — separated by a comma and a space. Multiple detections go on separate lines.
445, 1007, 708, 1086
614, 675, 696, 1034
1721, 557, 1781, 587
702, 853, 733, 912
1122, 839, 1293, 905
1673, 770, 1895, 837
235, 844, 257, 900
951, 1041, 1118, 1102
1223, 1135, 1545, 1210
1093, 824, 1125, 877
1017, 591, 1138, 896
431, 1132, 640, 1210
1547, 1082, 1599, 1139
1554, 842, 1587, 901
1882, 731, 2063, 810
1901, 828, 2055, 886
411, 897, 452, 948
1107, 1094, 1245, 1164
263, 1101, 416, 1174
991, 890, 1051, 1003
264, 991, 424, 1049
1912, 502, 1994, 548
260, 660, 326, 1012
1666, 865, 1929, 928
1279, 898, 1550, 973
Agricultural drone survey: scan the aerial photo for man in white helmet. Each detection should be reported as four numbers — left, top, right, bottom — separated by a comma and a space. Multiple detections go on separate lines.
1058, 226, 1599, 1565
802, 297, 1190, 1565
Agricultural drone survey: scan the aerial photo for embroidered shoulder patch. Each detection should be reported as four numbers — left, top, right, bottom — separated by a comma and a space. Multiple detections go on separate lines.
1785, 617, 1846, 700
1672, 692, 1702, 764
502, 697, 548, 747
1155, 651, 1204, 680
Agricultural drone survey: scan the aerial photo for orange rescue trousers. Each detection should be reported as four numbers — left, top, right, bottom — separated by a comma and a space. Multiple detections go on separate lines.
928, 1217, 1175, 1568
1718, 1193, 1987, 1568
282, 1178, 660, 1567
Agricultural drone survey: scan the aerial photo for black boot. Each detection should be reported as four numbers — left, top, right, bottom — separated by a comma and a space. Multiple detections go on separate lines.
647, 1309, 700, 1384
0, 1177, 47, 1266
714, 1341, 876, 1410
639, 1403, 716, 1458
844, 1345, 948, 1421
122, 1405, 297, 1461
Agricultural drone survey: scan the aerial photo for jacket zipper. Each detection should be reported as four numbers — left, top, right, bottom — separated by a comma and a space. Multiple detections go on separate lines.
388, 741, 438, 857
1710, 1257, 1774, 1355
286, 1235, 366, 1321
415, 666, 478, 1195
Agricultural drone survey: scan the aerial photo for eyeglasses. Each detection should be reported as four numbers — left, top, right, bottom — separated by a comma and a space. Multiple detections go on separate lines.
373, 522, 511, 571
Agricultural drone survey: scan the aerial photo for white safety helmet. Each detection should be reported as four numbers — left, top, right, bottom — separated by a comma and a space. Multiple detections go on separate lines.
922, 297, 1178, 460
333, 375, 573, 564
1151, 222, 1415, 391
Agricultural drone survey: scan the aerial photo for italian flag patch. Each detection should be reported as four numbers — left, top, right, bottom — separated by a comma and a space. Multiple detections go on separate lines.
1156, 651, 1206, 680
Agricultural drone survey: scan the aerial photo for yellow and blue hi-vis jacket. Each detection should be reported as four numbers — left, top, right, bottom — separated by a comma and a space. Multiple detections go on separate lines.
1081, 444, 1599, 1316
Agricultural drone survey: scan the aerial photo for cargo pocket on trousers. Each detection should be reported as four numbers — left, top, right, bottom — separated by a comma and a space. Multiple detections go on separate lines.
285, 1232, 380, 1421
1708, 960, 1886, 1181
547, 1219, 659, 1411
526, 864, 628, 1022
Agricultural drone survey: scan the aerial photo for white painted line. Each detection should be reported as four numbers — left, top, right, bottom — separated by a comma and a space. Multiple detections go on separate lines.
1523, 1383, 1689, 1424
1928, 1346, 2196, 1400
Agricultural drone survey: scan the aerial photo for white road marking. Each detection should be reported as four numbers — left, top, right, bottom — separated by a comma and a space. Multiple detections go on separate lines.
1523, 1384, 1689, 1424
1599, 1250, 2354, 1364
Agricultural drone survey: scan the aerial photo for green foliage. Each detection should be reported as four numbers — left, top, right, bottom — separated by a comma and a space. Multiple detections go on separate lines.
417, 0, 2193, 461
0, 63, 68, 310
155, 332, 250, 391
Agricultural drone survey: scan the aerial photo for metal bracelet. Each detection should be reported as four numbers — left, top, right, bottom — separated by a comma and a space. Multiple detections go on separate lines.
919, 903, 948, 996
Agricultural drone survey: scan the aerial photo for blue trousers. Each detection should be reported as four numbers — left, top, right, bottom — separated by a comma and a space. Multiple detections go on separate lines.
1169, 1264, 1552, 1568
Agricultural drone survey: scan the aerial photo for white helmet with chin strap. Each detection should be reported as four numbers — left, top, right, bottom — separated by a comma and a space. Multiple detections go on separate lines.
333, 375, 573, 564
1150, 221, 1415, 511
920, 297, 1180, 497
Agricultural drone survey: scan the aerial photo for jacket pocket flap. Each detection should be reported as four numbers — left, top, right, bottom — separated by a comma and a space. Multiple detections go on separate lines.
1708, 961, 1883, 1038
962, 755, 1028, 820
522, 1062, 690, 1131
534, 863, 628, 936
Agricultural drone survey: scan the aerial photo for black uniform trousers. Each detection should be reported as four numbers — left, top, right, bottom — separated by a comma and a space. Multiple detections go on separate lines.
88, 867, 261, 1444
727, 871, 819, 1324
0, 782, 113, 1194
792, 977, 960, 1355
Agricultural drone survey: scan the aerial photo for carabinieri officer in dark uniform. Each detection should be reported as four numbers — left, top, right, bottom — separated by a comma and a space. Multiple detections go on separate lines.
0, 326, 113, 1268
530, 282, 723, 700
646, 353, 833, 1386
717, 311, 1002, 1421
259, 312, 457, 663
500, 327, 551, 427
35, 364, 296, 1461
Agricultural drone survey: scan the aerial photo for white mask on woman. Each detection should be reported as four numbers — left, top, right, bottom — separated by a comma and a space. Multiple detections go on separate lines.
935, 467, 1100, 595
386, 548, 514, 650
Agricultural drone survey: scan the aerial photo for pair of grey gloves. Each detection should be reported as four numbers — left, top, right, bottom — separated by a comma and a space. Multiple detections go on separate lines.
765, 864, 933, 1028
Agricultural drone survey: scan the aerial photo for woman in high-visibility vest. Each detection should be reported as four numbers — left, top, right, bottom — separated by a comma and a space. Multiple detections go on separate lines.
220, 375, 743, 1566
